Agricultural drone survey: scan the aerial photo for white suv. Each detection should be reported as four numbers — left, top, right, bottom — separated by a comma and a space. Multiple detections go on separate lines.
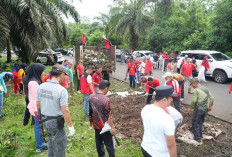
177, 50, 232, 84
36, 49, 64, 65
133, 50, 154, 62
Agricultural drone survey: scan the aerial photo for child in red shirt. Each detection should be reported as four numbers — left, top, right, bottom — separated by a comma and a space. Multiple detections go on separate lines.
92, 67, 103, 93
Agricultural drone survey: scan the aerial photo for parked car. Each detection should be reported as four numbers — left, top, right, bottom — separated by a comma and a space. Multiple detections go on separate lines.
177, 50, 232, 84
2, 49, 14, 54
36, 49, 64, 65
116, 49, 132, 62
68, 48, 73, 56
133, 50, 154, 62
55, 48, 68, 55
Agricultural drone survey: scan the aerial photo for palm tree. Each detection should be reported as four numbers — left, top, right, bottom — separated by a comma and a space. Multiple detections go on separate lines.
0, 0, 79, 63
107, 0, 153, 50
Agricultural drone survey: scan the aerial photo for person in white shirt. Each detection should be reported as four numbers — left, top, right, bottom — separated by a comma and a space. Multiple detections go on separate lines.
140, 57, 146, 76
141, 86, 177, 157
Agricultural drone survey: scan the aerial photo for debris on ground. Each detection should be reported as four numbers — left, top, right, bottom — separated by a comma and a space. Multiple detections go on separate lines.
115, 91, 144, 97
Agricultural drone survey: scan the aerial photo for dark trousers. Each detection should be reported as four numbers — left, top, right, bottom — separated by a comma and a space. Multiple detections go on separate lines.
141, 147, 152, 157
180, 80, 184, 99
23, 98, 31, 126
77, 77, 81, 91
95, 129, 115, 157
19, 83, 23, 94
164, 61, 168, 72
129, 75, 135, 88
146, 88, 155, 104
173, 96, 180, 112
192, 109, 208, 142
192, 70, 197, 77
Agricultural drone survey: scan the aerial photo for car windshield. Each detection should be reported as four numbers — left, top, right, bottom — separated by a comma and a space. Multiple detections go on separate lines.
145, 53, 152, 56
211, 53, 231, 61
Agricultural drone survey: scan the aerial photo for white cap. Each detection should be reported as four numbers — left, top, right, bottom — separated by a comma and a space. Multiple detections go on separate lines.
162, 72, 173, 78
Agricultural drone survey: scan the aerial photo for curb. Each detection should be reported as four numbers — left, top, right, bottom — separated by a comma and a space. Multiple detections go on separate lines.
111, 75, 232, 125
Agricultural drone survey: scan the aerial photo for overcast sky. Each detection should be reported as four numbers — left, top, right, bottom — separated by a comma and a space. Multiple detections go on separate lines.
65, 0, 114, 23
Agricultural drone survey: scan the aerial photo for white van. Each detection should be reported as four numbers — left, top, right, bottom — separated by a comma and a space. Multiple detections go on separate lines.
177, 50, 232, 84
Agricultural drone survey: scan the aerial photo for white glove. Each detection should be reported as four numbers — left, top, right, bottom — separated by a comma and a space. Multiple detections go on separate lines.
68, 126, 75, 137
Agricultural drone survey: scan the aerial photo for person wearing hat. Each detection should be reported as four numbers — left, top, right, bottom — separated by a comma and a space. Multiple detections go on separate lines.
36, 64, 75, 156
80, 33, 87, 49
102, 36, 112, 57
146, 77, 160, 104
163, 72, 181, 112
187, 77, 214, 143
66, 61, 75, 95
144, 56, 153, 76
141, 86, 177, 157
80, 65, 95, 116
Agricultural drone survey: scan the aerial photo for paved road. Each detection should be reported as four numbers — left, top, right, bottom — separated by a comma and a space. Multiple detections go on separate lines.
111, 62, 232, 123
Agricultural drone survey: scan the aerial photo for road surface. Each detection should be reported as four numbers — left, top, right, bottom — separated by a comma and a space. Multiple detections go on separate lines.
111, 62, 232, 123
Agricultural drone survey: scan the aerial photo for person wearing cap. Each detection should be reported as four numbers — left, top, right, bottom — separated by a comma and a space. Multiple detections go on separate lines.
89, 80, 116, 157
80, 33, 87, 49
92, 66, 103, 93
180, 57, 196, 95
76, 60, 84, 92
187, 77, 214, 143
144, 57, 153, 76
102, 36, 112, 57
128, 59, 137, 89
141, 86, 177, 157
163, 72, 181, 111
66, 61, 75, 95
146, 77, 160, 104
80, 65, 95, 116
36, 64, 75, 156
167, 59, 176, 73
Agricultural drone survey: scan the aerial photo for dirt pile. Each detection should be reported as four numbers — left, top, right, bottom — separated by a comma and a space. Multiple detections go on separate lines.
110, 94, 232, 156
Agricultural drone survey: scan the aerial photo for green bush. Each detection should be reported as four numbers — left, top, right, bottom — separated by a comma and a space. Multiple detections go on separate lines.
226, 52, 232, 58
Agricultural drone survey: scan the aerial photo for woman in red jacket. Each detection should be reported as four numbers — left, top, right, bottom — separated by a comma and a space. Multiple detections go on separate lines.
201, 56, 210, 76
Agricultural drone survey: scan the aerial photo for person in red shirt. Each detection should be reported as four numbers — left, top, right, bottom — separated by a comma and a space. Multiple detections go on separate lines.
140, 76, 150, 93
128, 59, 137, 89
124, 56, 133, 80
135, 56, 142, 83
167, 59, 176, 73
146, 77, 160, 104
80, 33, 87, 49
162, 52, 169, 72
163, 72, 181, 111
180, 57, 196, 95
92, 66, 103, 93
76, 60, 84, 92
144, 57, 153, 76
102, 36, 112, 57
201, 56, 210, 76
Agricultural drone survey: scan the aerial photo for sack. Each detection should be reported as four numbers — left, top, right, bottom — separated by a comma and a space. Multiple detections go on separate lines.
57, 116, 65, 130
0, 84, 4, 92
198, 66, 206, 82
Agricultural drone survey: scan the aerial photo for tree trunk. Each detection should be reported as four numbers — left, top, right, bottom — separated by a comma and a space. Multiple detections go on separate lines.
130, 27, 139, 50
6, 39, 11, 63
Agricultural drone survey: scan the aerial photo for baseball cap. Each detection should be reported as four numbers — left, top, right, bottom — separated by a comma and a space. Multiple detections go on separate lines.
155, 86, 175, 97
189, 77, 199, 85
67, 61, 72, 65
162, 72, 173, 78
51, 64, 68, 75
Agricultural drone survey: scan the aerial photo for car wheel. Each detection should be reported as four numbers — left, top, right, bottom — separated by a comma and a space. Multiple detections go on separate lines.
213, 70, 228, 84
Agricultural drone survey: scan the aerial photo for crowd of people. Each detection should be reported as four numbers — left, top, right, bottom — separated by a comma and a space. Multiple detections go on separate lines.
0, 47, 230, 157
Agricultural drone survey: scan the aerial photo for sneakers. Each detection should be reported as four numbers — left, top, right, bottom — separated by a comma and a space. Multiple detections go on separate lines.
77, 90, 81, 93
36, 146, 48, 152
180, 98, 184, 101
0, 116, 5, 121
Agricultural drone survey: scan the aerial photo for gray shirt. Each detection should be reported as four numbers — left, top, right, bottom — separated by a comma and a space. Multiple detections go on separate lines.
36, 80, 68, 116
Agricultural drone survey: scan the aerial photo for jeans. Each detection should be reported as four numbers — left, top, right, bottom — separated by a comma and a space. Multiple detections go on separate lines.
95, 129, 115, 157
83, 94, 90, 116
121, 58, 124, 64
192, 109, 208, 142
77, 78, 81, 91
136, 71, 140, 82
0, 93, 3, 116
146, 88, 155, 104
129, 75, 135, 88
43, 119, 67, 157
173, 96, 180, 112
33, 116, 45, 150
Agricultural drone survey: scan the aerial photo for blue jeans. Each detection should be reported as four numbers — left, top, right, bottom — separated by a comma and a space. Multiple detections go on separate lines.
129, 75, 135, 88
192, 109, 208, 142
0, 93, 3, 116
83, 94, 90, 116
33, 116, 45, 150
136, 71, 140, 82
121, 58, 124, 64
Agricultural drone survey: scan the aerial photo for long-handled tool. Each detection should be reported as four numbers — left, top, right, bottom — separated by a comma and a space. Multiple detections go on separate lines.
114, 136, 120, 146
